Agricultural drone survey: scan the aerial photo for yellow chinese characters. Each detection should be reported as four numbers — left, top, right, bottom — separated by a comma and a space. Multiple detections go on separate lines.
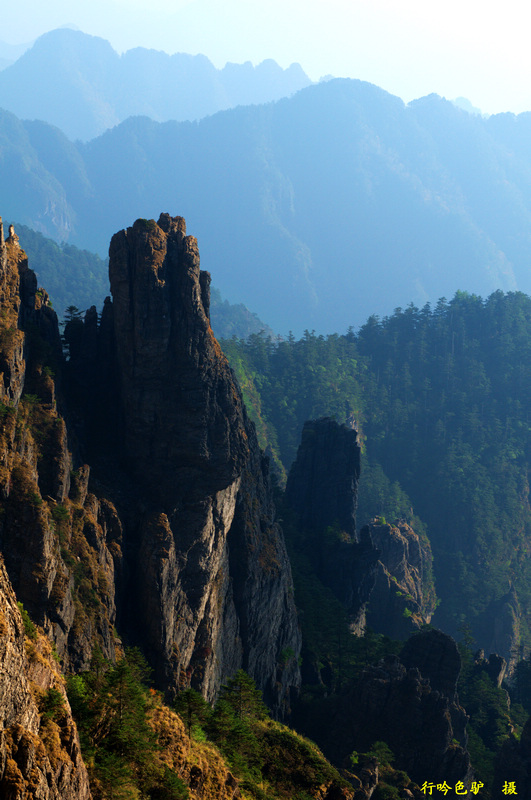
502, 782, 517, 795
420, 781, 485, 795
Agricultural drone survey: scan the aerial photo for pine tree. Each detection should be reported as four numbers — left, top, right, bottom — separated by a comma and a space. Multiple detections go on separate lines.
218, 670, 268, 721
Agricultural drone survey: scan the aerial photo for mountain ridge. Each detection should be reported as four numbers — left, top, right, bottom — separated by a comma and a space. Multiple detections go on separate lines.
4, 79, 531, 333
0, 28, 311, 141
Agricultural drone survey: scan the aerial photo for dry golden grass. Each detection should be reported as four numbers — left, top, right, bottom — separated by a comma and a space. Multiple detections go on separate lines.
148, 703, 252, 800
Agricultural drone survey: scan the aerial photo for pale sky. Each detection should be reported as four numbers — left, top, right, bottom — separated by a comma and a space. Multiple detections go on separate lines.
2, 0, 531, 115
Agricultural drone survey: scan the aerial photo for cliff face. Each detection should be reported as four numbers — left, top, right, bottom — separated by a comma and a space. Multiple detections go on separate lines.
0, 555, 92, 799
284, 417, 434, 636
108, 214, 249, 504
67, 213, 301, 712
477, 587, 521, 672
337, 631, 471, 789
284, 418, 377, 629
0, 214, 300, 717
365, 519, 436, 638
0, 220, 120, 673
285, 417, 361, 540
296, 628, 472, 794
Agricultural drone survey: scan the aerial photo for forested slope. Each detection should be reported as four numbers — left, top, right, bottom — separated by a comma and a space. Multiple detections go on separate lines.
222, 290, 531, 657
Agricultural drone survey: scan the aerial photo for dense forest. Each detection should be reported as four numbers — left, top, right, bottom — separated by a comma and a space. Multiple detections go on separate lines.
222, 290, 531, 656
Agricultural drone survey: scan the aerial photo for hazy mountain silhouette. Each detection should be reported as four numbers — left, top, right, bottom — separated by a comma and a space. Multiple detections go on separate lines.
0, 28, 311, 140
0, 37, 32, 69
3, 78, 531, 332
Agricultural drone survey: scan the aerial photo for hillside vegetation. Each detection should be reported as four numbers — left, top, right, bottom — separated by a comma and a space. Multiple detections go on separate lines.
222, 289, 531, 653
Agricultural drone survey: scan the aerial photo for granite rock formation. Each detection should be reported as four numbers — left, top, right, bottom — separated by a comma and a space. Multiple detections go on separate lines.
473, 649, 507, 688
285, 417, 361, 540
477, 586, 521, 672
345, 646, 471, 789
284, 417, 434, 636
0, 555, 92, 799
284, 418, 378, 630
0, 218, 120, 673
0, 214, 301, 717
66, 214, 302, 713
365, 519, 436, 638
302, 629, 472, 793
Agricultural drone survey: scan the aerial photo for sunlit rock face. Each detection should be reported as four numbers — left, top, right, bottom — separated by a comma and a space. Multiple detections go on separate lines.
0, 214, 301, 717
0, 555, 92, 799
71, 214, 302, 714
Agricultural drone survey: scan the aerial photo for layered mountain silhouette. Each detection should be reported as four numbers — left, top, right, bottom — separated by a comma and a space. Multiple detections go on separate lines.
0, 28, 311, 141
3, 56, 531, 332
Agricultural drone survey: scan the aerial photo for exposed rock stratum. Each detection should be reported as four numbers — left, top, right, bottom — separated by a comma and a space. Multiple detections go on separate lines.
0, 214, 301, 722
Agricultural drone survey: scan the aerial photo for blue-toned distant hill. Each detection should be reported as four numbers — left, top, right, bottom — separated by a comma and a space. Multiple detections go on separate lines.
0, 28, 311, 141
4, 79, 531, 332
0, 37, 31, 70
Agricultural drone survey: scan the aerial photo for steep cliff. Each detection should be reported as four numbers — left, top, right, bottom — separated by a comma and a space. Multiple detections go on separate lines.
0, 219, 120, 673
0, 214, 301, 718
284, 418, 377, 630
336, 634, 471, 790
365, 519, 436, 638
285, 417, 361, 540
296, 629, 472, 794
0, 555, 92, 799
66, 213, 301, 713
284, 417, 434, 636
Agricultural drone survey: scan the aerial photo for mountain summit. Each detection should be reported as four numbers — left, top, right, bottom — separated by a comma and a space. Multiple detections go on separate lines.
0, 28, 311, 140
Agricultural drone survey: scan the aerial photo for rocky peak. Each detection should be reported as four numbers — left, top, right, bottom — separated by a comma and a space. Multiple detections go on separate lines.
284, 418, 377, 631
0, 212, 301, 717
0, 219, 120, 674
108, 213, 249, 505
334, 647, 471, 789
64, 214, 301, 714
476, 586, 521, 669
401, 628, 462, 699
285, 417, 361, 540
0, 219, 61, 402
365, 518, 436, 638
284, 417, 435, 636
473, 650, 507, 688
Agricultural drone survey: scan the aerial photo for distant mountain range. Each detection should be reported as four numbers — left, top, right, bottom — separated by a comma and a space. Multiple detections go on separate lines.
4, 38, 531, 333
0, 28, 311, 140
0, 36, 31, 69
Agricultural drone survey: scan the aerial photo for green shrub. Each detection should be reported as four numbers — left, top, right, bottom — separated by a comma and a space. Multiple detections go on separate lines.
40, 687, 65, 721
17, 601, 37, 640
52, 504, 70, 523
135, 218, 158, 232
22, 393, 40, 407
29, 491, 42, 507
367, 741, 394, 766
